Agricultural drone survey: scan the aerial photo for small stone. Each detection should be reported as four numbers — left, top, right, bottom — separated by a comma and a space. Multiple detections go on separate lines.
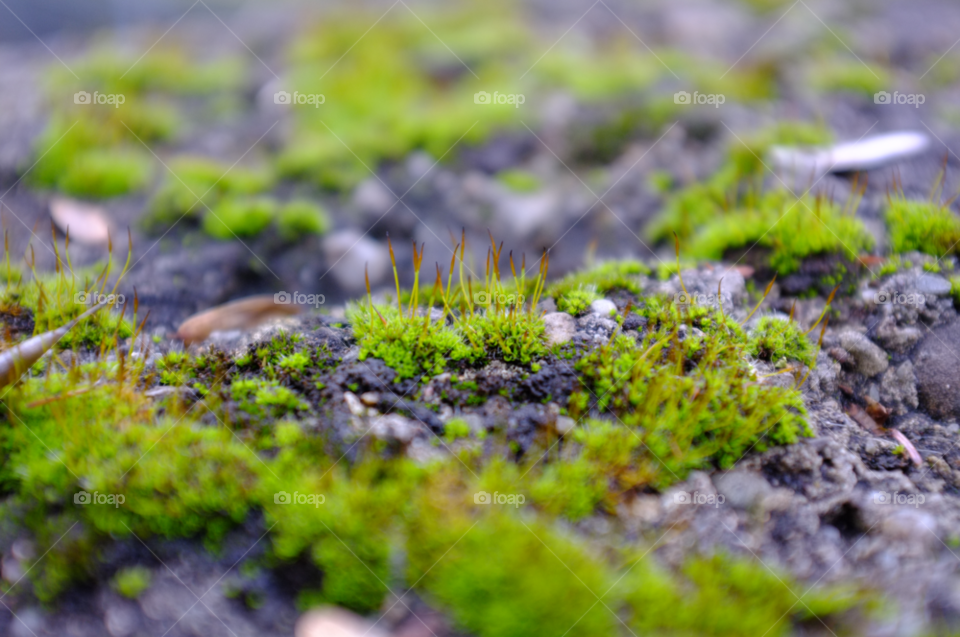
590, 299, 617, 317
880, 362, 919, 415
914, 321, 960, 420
369, 414, 421, 443
881, 508, 936, 546
343, 392, 365, 417
104, 603, 140, 637
839, 331, 889, 377
542, 312, 576, 346
713, 470, 770, 510
359, 392, 379, 407
322, 229, 390, 293
352, 178, 395, 216
873, 316, 922, 354
915, 273, 952, 296
296, 607, 388, 637
555, 415, 576, 435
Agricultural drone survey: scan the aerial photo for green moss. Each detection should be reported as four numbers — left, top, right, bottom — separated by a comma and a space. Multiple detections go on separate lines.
147, 157, 276, 231
885, 196, 960, 257
570, 300, 810, 487
549, 260, 651, 298
276, 199, 331, 240
56, 148, 153, 198
624, 552, 861, 637
497, 169, 541, 193
349, 305, 477, 380
688, 191, 873, 275
555, 286, 598, 316
649, 121, 832, 243
111, 566, 152, 599
443, 418, 472, 442
809, 57, 890, 98
203, 196, 278, 240
747, 316, 817, 366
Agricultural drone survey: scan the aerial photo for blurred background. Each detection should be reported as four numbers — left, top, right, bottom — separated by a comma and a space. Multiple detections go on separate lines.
0, 0, 956, 326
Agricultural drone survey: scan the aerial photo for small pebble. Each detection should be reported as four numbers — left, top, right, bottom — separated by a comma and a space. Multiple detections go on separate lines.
590, 299, 617, 317
915, 273, 951, 296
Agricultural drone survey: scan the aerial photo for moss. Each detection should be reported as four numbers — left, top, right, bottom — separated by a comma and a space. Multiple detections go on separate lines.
809, 57, 890, 98
747, 316, 817, 366
549, 260, 651, 298
649, 121, 832, 243
203, 196, 278, 240
56, 148, 153, 198
570, 300, 810, 487
349, 304, 477, 380
276, 199, 331, 240
623, 552, 861, 637
443, 418, 472, 442
497, 169, 541, 193
147, 157, 276, 231
688, 191, 873, 275
555, 286, 598, 316
885, 196, 960, 257
111, 566, 152, 599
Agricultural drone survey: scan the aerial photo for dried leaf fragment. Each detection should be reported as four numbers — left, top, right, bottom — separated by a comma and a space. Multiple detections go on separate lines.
175, 295, 302, 345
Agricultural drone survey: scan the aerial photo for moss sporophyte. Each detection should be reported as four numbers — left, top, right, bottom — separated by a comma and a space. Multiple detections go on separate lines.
348, 230, 549, 380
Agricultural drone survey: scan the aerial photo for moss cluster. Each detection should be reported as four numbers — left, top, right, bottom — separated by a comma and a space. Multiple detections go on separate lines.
648, 121, 833, 243
885, 195, 960, 257
33, 49, 245, 198
747, 316, 818, 367
549, 259, 651, 299
569, 300, 810, 486
555, 285, 598, 315
687, 190, 873, 275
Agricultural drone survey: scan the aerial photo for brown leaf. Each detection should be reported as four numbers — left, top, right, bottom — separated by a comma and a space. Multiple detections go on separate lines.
175, 295, 302, 345
864, 395, 891, 426
50, 197, 111, 245
845, 403, 884, 435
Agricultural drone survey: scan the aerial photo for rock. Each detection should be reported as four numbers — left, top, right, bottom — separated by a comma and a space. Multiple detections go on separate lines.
880, 362, 919, 415
359, 392, 379, 406
296, 607, 388, 637
839, 331, 889, 377
343, 392, 365, 417
873, 316, 922, 354
322, 229, 390, 293
914, 321, 960, 420
369, 414, 421, 443
881, 508, 937, 547
496, 191, 559, 240
915, 273, 952, 296
352, 178, 396, 216
589, 299, 617, 317
713, 470, 771, 510
104, 602, 140, 637
542, 312, 576, 346
577, 313, 618, 343
555, 415, 576, 435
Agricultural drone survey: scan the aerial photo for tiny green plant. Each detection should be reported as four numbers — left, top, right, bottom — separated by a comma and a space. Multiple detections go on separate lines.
349, 232, 549, 380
